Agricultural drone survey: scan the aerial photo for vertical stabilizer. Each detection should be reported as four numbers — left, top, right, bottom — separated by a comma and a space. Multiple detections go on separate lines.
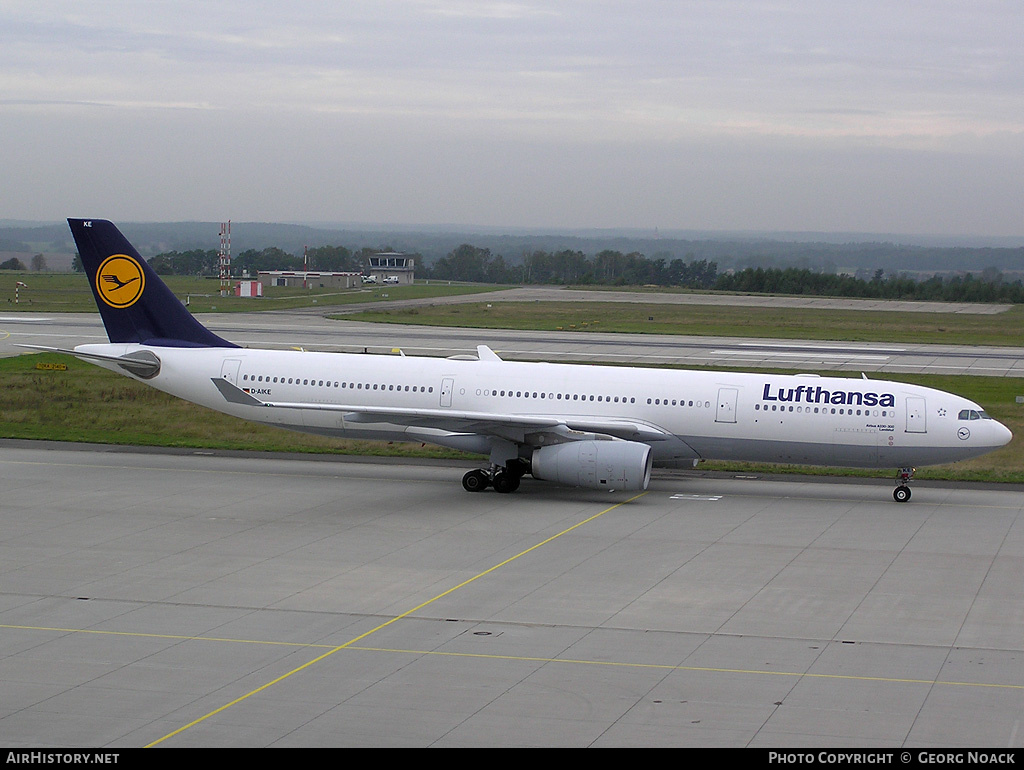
69, 218, 237, 347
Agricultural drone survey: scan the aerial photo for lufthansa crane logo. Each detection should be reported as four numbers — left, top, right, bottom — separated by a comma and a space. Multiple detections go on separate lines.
96, 254, 145, 308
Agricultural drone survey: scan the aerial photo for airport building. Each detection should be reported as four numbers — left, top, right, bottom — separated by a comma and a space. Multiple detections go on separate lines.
257, 270, 362, 289
234, 280, 262, 297
367, 252, 415, 285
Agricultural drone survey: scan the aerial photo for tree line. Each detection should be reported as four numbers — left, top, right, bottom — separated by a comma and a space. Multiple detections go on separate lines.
1, 254, 48, 271
715, 266, 1024, 303
418, 246, 1024, 302
129, 242, 720, 290
426, 245, 720, 288
71, 242, 1024, 304
144, 245, 369, 276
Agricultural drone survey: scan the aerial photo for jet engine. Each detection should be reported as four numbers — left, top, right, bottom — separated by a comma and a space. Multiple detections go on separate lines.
531, 440, 652, 491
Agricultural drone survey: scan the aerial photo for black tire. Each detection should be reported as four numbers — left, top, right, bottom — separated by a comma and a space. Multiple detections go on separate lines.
893, 486, 911, 503
463, 469, 489, 492
492, 471, 520, 494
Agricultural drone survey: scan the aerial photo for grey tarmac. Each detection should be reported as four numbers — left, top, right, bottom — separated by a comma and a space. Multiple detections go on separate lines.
1, 443, 1022, 747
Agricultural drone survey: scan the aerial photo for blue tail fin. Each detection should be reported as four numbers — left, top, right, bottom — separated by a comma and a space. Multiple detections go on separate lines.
69, 219, 237, 348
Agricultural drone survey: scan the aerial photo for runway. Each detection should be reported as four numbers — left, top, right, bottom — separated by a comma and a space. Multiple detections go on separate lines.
3, 310, 1024, 376
1, 443, 1022, 747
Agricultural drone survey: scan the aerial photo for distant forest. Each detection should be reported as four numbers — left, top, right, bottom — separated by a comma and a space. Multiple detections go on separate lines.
113, 242, 1024, 303
714, 267, 1024, 303
426, 246, 1024, 303
8, 220, 1023, 302
6, 220, 1023, 272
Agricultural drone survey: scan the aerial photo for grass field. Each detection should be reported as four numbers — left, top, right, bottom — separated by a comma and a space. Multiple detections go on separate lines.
352, 300, 1024, 347
3, 351, 1021, 484
0, 271, 501, 314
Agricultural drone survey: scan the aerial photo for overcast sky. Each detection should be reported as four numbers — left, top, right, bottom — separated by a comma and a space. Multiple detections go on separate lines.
2, 1, 1022, 237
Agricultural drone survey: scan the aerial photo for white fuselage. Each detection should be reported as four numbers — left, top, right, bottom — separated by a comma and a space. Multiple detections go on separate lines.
76, 342, 1012, 469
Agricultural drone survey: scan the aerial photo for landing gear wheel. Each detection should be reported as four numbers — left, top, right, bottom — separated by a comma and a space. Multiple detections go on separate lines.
492, 471, 520, 494
462, 469, 490, 492
893, 467, 915, 503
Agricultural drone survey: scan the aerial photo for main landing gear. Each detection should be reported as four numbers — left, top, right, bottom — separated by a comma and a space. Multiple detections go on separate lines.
462, 461, 527, 494
893, 467, 915, 502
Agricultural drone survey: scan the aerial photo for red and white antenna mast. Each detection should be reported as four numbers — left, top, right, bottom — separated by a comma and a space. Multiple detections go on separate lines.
219, 220, 231, 296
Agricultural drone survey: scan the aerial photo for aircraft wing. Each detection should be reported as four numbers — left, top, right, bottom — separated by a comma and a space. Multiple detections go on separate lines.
211, 377, 670, 444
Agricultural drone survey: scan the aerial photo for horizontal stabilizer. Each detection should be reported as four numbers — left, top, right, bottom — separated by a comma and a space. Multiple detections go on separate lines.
18, 344, 161, 378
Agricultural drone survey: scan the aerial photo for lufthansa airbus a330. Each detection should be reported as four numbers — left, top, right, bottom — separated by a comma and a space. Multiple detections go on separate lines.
23, 219, 1012, 502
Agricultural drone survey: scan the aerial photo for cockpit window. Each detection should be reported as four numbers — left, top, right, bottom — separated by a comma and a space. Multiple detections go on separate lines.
958, 409, 991, 421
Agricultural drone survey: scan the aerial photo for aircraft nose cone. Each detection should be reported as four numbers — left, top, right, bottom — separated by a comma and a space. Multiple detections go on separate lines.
995, 421, 1013, 447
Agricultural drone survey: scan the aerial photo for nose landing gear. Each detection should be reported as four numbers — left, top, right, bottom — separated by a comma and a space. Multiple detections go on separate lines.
893, 467, 915, 502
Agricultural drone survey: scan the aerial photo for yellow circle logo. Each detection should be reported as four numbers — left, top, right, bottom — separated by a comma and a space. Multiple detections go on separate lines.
96, 254, 145, 308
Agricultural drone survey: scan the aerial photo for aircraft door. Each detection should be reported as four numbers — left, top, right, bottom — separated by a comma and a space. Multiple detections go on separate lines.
221, 359, 242, 385
440, 377, 454, 407
715, 388, 738, 423
906, 396, 927, 433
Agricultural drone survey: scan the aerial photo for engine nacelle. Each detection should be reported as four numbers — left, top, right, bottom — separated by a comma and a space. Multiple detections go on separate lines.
531, 440, 652, 491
